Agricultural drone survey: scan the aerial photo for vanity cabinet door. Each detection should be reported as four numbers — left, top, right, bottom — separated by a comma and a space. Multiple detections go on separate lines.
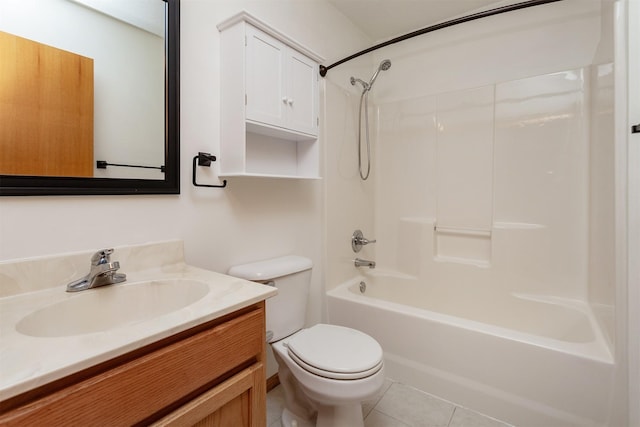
153, 363, 266, 427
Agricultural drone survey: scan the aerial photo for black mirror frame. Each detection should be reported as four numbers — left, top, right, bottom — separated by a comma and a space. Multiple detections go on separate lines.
0, 0, 180, 196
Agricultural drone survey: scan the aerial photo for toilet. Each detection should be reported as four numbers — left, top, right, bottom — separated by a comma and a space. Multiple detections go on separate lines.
228, 256, 385, 427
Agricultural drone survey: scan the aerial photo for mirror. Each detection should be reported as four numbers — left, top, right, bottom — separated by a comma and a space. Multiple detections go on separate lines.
0, 0, 179, 196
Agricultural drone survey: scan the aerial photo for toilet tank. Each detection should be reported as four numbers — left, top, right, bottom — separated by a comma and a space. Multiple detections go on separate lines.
228, 256, 312, 342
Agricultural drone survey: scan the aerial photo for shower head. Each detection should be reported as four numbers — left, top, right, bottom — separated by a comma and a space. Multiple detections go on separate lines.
379, 59, 392, 71
350, 59, 391, 93
367, 59, 391, 90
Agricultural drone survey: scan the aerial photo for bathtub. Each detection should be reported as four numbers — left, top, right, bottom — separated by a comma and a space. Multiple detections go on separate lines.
326, 272, 615, 427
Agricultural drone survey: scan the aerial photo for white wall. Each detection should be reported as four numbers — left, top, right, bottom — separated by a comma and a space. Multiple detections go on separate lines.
370, 0, 602, 103
0, 0, 369, 341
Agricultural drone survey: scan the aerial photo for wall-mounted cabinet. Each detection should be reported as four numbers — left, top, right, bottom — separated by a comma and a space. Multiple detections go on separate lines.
218, 12, 324, 179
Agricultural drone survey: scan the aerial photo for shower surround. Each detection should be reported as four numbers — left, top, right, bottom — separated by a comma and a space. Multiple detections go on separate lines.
324, 0, 620, 425
375, 65, 603, 309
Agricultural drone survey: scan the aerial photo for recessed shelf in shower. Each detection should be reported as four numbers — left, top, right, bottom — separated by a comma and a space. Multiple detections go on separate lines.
433, 225, 492, 267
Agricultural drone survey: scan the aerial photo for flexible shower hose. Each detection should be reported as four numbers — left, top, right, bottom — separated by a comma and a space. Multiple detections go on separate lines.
357, 90, 371, 181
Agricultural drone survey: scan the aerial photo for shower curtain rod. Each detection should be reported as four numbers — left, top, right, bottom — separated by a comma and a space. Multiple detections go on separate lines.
318, 0, 563, 77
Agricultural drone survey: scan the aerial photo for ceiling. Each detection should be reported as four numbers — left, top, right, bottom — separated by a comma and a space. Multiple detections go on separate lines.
327, 0, 502, 41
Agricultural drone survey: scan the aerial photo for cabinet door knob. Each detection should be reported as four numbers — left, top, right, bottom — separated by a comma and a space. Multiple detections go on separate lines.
282, 97, 288, 104
288, 98, 294, 106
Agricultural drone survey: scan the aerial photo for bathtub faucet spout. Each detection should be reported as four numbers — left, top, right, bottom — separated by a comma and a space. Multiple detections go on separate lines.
354, 258, 376, 268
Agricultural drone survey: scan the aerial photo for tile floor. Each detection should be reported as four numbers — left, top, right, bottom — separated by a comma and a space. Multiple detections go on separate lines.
267, 378, 514, 427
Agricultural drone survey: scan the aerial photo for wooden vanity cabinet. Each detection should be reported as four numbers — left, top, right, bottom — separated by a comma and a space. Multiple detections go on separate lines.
0, 302, 267, 427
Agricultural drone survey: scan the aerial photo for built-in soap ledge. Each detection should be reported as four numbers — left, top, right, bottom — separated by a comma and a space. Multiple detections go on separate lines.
433, 225, 491, 267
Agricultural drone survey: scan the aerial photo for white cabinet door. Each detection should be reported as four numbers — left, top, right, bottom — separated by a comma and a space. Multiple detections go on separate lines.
245, 26, 286, 128
246, 25, 317, 137
286, 50, 318, 136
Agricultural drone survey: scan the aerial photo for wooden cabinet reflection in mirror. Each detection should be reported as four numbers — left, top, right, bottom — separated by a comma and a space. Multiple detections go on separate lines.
0, 31, 94, 177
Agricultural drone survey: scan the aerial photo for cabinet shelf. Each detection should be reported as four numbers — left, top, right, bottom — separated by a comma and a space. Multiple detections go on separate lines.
220, 173, 321, 180
218, 12, 324, 180
246, 121, 317, 142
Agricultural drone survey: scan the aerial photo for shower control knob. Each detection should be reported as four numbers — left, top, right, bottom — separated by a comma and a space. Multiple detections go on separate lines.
352, 229, 376, 252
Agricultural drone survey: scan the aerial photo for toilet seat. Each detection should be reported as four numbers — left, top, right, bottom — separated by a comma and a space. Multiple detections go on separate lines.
285, 324, 383, 380
288, 350, 383, 380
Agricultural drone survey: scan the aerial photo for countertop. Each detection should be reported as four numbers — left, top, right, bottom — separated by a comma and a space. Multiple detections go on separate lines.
0, 243, 276, 401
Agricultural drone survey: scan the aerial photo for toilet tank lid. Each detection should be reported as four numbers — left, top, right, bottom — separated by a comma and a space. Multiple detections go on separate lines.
227, 255, 312, 281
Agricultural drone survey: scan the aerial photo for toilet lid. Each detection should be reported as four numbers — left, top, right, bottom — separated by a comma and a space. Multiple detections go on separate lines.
286, 324, 383, 380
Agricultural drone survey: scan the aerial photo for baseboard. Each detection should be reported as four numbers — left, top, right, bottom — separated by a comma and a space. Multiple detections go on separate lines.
267, 373, 280, 392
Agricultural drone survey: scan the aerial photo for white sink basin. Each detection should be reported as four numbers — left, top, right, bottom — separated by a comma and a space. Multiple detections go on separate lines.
16, 279, 210, 337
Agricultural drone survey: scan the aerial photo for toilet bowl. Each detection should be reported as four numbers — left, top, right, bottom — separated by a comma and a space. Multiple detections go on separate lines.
272, 324, 385, 427
227, 256, 385, 427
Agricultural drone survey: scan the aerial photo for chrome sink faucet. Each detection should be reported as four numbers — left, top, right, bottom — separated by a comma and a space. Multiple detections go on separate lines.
66, 248, 127, 292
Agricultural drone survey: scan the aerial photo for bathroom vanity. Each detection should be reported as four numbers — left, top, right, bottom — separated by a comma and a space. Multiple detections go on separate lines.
0, 241, 276, 426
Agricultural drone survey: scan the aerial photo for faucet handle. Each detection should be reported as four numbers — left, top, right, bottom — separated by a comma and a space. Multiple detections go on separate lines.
352, 230, 376, 252
91, 248, 114, 265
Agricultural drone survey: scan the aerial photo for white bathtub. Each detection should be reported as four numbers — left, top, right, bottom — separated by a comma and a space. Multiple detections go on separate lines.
327, 272, 615, 427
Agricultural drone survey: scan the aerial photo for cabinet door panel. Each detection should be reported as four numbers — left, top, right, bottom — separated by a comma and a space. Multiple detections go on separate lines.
245, 26, 286, 128
287, 51, 318, 136
196, 391, 249, 427
153, 364, 265, 427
